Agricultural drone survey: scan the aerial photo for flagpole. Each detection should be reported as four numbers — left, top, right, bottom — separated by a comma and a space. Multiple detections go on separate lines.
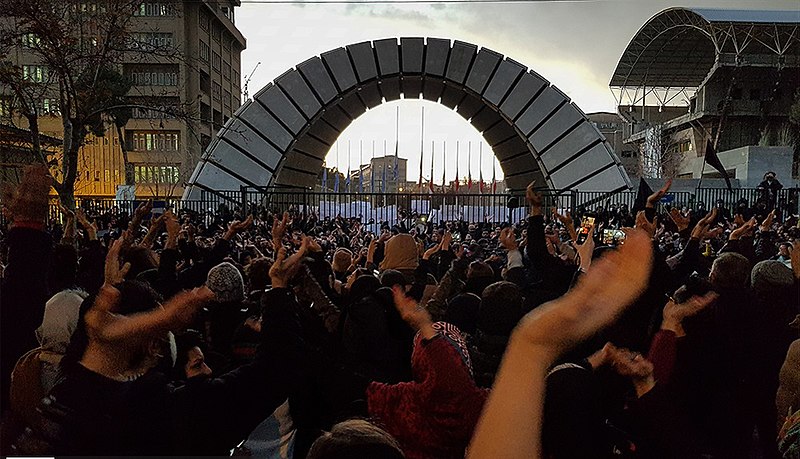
347, 140, 351, 193
479, 143, 483, 195
430, 140, 435, 193
442, 140, 446, 192
395, 106, 400, 193
419, 105, 425, 193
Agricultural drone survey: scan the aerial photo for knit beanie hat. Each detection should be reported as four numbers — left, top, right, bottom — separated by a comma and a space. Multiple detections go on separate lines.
751, 260, 794, 296
206, 262, 245, 303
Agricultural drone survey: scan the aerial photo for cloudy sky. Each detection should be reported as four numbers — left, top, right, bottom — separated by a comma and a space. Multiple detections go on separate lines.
235, 0, 797, 182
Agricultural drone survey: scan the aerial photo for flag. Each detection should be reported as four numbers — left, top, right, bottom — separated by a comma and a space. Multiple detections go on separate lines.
492, 159, 497, 193
346, 141, 352, 192
334, 169, 340, 192
454, 141, 460, 192
358, 140, 363, 193
704, 139, 732, 191
370, 140, 376, 192
632, 177, 654, 214
479, 143, 484, 194
467, 143, 473, 191
322, 166, 328, 191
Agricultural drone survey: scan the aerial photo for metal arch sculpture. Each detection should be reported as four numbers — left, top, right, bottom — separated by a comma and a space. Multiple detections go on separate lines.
184, 38, 631, 200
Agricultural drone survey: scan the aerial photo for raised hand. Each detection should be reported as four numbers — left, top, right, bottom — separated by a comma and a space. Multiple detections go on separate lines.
668, 207, 691, 232
607, 346, 655, 397
104, 236, 131, 286
271, 212, 290, 246
661, 291, 717, 337
729, 217, 757, 240
759, 209, 776, 233
76, 208, 98, 240
130, 200, 153, 232
391, 285, 435, 339
553, 209, 577, 242
575, 223, 595, 270
647, 178, 672, 208
516, 228, 652, 360
269, 237, 309, 288
690, 208, 718, 240
526, 181, 543, 215
635, 210, 657, 239
224, 214, 254, 241
468, 229, 653, 459
499, 227, 519, 251
441, 231, 453, 250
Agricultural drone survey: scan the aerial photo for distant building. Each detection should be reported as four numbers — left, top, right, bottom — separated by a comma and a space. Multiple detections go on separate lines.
610, 7, 800, 187
0, 1, 246, 198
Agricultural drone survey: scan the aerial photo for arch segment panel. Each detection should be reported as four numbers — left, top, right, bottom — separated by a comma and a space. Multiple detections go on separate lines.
185, 38, 631, 200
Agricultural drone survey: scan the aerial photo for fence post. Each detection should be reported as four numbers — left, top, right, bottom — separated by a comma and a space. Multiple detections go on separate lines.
239, 185, 247, 215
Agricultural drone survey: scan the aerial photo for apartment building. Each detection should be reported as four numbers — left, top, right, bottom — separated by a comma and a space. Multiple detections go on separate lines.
1, 1, 246, 198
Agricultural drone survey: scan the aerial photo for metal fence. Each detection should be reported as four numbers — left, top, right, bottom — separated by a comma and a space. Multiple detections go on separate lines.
3, 186, 798, 228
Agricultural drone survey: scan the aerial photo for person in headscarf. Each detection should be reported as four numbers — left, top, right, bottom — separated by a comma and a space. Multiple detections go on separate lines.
366, 287, 488, 459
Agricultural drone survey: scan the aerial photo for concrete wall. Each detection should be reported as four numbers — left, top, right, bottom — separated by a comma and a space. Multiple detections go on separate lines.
677, 145, 796, 188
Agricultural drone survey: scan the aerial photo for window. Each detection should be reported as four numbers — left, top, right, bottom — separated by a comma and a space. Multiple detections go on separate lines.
212, 25, 221, 43
232, 69, 240, 85
223, 62, 231, 81
199, 9, 210, 31
223, 38, 231, 52
128, 70, 178, 86
678, 140, 692, 153
199, 40, 210, 62
125, 64, 179, 86
199, 70, 211, 94
223, 90, 231, 108
212, 52, 221, 71
200, 102, 211, 122
134, 164, 180, 184
133, 2, 176, 17
22, 65, 48, 83
130, 131, 180, 151
212, 82, 221, 101
131, 32, 174, 49
0, 98, 14, 117
21, 33, 40, 47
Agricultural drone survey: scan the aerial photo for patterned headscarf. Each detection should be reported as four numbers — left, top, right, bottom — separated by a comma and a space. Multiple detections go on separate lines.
431, 321, 473, 377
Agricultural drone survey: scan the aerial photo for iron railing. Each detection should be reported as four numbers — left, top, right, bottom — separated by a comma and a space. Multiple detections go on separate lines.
2, 186, 797, 228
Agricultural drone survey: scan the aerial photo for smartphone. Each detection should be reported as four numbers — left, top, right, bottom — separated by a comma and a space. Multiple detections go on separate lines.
576, 215, 595, 244
603, 229, 626, 245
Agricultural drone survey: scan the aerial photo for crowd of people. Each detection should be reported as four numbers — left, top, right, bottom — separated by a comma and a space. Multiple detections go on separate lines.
0, 165, 799, 458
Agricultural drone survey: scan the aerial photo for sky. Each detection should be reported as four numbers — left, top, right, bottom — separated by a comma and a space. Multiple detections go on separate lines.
235, 0, 798, 182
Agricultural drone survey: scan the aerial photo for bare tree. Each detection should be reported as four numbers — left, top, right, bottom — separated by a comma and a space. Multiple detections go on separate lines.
0, 0, 201, 207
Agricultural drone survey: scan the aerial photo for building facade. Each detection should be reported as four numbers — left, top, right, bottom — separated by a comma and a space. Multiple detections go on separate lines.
0, 0, 246, 198
610, 8, 800, 187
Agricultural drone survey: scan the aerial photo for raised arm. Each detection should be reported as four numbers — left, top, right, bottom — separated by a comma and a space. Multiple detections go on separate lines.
468, 229, 653, 459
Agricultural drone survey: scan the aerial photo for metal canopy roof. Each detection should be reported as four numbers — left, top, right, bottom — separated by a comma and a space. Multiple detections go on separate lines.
610, 7, 800, 89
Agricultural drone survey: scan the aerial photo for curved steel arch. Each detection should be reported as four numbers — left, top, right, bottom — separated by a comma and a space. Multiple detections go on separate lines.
184, 38, 631, 200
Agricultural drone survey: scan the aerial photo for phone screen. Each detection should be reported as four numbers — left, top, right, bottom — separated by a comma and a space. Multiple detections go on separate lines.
576, 216, 595, 244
